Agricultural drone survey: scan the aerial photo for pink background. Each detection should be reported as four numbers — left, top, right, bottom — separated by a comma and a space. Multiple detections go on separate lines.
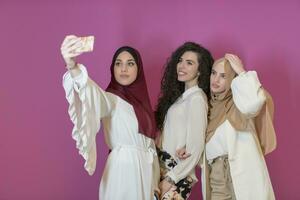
1, 1, 299, 199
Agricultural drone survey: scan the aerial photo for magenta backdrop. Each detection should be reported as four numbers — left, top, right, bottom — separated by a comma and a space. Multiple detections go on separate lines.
1, 0, 299, 199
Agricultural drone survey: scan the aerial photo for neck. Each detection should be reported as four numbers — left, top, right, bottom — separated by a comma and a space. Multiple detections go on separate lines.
185, 78, 198, 91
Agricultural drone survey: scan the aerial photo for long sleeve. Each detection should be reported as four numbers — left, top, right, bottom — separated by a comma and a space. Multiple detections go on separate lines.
231, 71, 266, 118
62, 64, 117, 175
167, 94, 208, 183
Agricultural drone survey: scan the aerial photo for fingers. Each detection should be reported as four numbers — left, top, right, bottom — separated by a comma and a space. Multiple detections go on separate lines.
63, 51, 82, 59
225, 53, 240, 63
175, 148, 184, 157
176, 149, 186, 159
171, 185, 177, 191
225, 53, 243, 66
178, 152, 191, 159
61, 35, 77, 47
61, 35, 78, 52
225, 53, 245, 74
68, 41, 83, 52
181, 152, 191, 159
154, 187, 161, 195
176, 145, 186, 156
61, 36, 84, 59
176, 147, 191, 160
61, 38, 81, 52
159, 180, 173, 198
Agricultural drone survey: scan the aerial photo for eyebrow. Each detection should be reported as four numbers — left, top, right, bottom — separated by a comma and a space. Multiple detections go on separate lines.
187, 59, 196, 63
181, 58, 196, 64
115, 59, 135, 62
212, 69, 226, 75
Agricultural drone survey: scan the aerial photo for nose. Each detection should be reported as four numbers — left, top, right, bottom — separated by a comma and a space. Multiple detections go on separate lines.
120, 64, 128, 72
212, 75, 220, 83
177, 61, 185, 70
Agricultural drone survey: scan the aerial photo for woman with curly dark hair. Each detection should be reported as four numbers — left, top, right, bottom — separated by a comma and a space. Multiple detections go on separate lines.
155, 42, 214, 199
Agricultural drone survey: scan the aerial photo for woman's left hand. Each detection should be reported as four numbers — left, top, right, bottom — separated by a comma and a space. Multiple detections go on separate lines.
159, 179, 176, 197
225, 53, 246, 75
176, 146, 191, 160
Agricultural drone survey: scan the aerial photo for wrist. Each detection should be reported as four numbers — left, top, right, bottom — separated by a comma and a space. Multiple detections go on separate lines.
66, 62, 78, 70
164, 176, 175, 185
238, 70, 246, 75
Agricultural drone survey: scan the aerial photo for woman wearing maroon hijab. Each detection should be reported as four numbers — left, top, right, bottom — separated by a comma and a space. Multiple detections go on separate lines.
61, 35, 160, 200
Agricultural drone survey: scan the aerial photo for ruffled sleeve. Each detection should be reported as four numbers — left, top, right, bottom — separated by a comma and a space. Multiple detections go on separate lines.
62, 64, 116, 175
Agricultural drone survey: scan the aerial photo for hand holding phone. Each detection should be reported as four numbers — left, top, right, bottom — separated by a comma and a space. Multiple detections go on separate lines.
79, 36, 94, 53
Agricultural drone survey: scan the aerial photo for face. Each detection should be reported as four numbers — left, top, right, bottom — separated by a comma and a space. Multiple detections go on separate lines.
176, 51, 200, 89
210, 62, 226, 94
114, 51, 138, 86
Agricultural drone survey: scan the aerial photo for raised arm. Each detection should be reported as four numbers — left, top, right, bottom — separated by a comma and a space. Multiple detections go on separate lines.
61, 35, 117, 175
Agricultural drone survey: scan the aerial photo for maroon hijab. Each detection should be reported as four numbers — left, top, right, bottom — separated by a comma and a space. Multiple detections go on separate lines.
106, 46, 157, 139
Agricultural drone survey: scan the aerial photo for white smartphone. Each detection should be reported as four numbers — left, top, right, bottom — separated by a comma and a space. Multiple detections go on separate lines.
79, 36, 94, 52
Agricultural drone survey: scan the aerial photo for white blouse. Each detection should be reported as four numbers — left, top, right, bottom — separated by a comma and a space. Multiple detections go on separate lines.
161, 85, 208, 184
63, 64, 159, 200
206, 71, 266, 162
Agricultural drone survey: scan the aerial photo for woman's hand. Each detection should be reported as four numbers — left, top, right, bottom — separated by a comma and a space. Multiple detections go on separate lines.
176, 146, 191, 160
225, 53, 246, 75
159, 178, 176, 197
154, 187, 161, 200
154, 133, 162, 148
60, 35, 83, 69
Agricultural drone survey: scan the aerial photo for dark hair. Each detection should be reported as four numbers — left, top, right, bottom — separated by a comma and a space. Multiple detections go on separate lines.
155, 42, 214, 131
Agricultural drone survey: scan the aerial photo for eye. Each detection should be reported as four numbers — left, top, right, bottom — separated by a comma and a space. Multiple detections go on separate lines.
178, 58, 183, 63
128, 61, 136, 67
211, 71, 216, 75
221, 74, 226, 79
187, 61, 193, 65
115, 61, 121, 66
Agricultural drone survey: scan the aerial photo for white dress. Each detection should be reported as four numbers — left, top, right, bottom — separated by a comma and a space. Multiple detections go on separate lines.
63, 65, 160, 200
204, 71, 275, 200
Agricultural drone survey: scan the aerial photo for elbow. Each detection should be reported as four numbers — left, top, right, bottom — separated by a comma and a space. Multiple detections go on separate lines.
238, 97, 266, 117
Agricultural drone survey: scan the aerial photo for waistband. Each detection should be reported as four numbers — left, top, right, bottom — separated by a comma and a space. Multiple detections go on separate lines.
208, 154, 228, 165
113, 144, 157, 156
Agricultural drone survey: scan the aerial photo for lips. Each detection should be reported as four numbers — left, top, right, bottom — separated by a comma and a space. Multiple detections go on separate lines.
211, 83, 219, 88
120, 74, 130, 78
178, 71, 187, 76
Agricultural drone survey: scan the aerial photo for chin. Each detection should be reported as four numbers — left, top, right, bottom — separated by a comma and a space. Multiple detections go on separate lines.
116, 80, 129, 86
177, 77, 186, 82
211, 88, 225, 94
121, 82, 132, 86
210, 87, 217, 93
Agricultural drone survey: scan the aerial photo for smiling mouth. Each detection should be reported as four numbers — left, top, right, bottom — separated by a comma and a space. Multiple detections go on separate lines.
178, 71, 186, 76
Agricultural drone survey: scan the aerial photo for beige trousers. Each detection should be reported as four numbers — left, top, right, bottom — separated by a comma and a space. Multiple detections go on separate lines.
209, 155, 236, 200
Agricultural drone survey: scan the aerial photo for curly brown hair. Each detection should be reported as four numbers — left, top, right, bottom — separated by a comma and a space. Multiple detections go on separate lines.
155, 42, 214, 131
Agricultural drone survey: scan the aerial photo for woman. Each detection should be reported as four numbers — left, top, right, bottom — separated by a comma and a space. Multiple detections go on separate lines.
155, 42, 214, 199
61, 35, 160, 200
203, 54, 276, 199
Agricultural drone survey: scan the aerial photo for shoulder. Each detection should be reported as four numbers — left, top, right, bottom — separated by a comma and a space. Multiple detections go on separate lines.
188, 88, 208, 104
